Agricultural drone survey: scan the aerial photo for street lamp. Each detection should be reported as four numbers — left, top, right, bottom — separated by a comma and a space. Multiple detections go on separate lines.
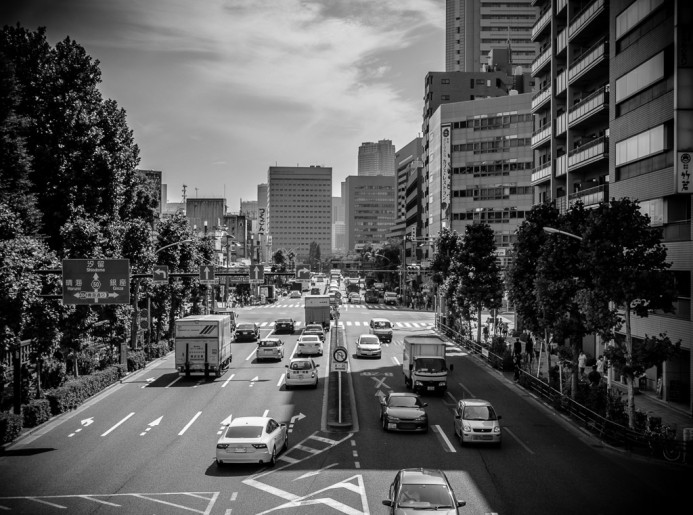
542, 227, 583, 241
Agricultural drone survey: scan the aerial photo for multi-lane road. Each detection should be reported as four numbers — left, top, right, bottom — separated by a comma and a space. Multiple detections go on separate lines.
0, 299, 689, 514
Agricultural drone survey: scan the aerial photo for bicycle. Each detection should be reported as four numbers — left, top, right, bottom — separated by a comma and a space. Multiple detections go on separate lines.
645, 423, 684, 463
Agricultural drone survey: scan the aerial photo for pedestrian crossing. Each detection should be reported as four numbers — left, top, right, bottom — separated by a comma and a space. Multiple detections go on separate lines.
243, 302, 403, 310
254, 320, 434, 330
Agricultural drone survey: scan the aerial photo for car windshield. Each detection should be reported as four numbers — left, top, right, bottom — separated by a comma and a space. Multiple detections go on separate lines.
224, 425, 263, 439
301, 336, 320, 342
237, 325, 254, 330
306, 326, 322, 331
397, 484, 452, 508
414, 357, 446, 373
290, 361, 312, 370
462, 406, 497, 421
360, 336, 380, 345
373, 321, 391, 329
388, 396, 422, 408
258, 340, 279, 347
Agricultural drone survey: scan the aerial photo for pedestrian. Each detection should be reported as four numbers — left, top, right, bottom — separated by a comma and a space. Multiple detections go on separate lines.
525, 335, 534, 364
596, 355, 605, 375
513, 337, 522, 356
587, 365, 601, 387
578, 351, 587, 377
513, 353, 522, 381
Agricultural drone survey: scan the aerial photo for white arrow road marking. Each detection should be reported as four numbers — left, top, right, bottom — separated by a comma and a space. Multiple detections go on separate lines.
294, 463, 338, 480
68, 417, 95, 437
219, 414, 233, 435
140, 416, 163, 436
249, 376, 259, 388
374, 389, 386, 402
178, 411, 201, 436
141, 377, 156, 389
101, 412, 135, 437
221, 373, 235, 388
290, 413, 306, 424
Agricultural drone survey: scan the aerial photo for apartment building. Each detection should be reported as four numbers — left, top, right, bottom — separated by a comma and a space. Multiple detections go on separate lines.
530, 0, 692, 414
266, 166, 332, 263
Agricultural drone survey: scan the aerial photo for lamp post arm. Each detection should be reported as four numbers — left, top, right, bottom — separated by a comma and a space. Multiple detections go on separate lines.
155, 239, 194, 255
542, 227, 583, 241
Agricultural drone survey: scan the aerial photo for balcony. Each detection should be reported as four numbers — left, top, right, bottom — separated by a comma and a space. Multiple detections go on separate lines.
531, 46, 552, 76
532, 7, 553, 42
556, 69, 568, 95
569, 184, 608, 208
532, 123, 552, 149
557, 27, 568, 56
569, 39, 608, 85
568, 85, 609, 128
531, 85, 552, 112
555, 112, 568, 136
568, 135, 609, 170
531, 162, 552, 184
556, 155, 568, 177
568, 0, 607, 41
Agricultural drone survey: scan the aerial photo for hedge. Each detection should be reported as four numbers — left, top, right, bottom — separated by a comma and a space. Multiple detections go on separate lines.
22, 398, 52, 428
44, 364, 126, 416
0, 412, 23, 444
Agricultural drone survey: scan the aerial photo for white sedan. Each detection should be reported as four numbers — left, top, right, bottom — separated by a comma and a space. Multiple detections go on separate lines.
355, 334, 382, 358
284, 357, 320, 389
297, 334, 323, 356
216, 416, 288, 467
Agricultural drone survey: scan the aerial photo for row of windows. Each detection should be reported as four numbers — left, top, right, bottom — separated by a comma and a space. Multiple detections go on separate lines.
451, 114, 532, 131
615, 123, 670, 167
452, 138, 531, 153
452, 161, 532, 175
615, 51, 665, 103
617, 75, 673, 118
452, 186, 532, 200
451, 210, 528, 222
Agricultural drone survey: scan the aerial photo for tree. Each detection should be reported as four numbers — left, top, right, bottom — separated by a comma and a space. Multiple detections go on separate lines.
583, 198, 677, 427
308, 242, 321, 271
430, 228, 464, 332
452, 223, 504, 344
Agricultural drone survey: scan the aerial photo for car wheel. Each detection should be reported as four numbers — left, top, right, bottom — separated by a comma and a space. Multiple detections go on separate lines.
457, 428, 464, 446
283, 434, 289, 451
313, 378, 318, 389
269, 447, 277, 467
216, 459, 224, 467
285, 383, 292, 390
382, 417, 388, 432
423, 424, 429, 434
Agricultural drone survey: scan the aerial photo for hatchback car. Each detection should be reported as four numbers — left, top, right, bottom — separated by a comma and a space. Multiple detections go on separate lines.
297, 334, 323, 356
379, 392, 428, 432
355, 334, 382, 359
284, 358, 319, 389
235, 322, 260, 342
383, 291, 399, 305
348, 292, 362, 304
382, 468, 466, 514
303, 324, 325, 342
273, 318, 295, 334
289, 290, 302, 299
256, 338, 284, 362
453, 398, 502, 446
215, 416, 288, 467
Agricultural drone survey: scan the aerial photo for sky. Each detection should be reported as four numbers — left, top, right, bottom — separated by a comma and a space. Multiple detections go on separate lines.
3, 0, 445, 206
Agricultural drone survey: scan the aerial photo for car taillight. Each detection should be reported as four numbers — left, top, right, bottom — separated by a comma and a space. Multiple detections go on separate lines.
217, 444, 229, 449
252, 443, 267, 449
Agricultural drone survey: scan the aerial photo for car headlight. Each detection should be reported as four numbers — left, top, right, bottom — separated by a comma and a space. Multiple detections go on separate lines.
463, 424, 472, 432
414, 381, 423, 386
414, 416, 427, 422
438, 381, 446, 386
494, 426, 501, 434
387, 416, 401, 422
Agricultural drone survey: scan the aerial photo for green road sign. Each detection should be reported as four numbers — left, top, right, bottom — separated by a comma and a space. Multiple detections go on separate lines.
249, 264, 264, 283
62, 259, 130, 305
199, 265, 216, 285
152, 265, 169, 284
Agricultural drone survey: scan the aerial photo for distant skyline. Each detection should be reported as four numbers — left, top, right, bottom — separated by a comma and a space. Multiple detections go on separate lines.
4, 0, 445, 206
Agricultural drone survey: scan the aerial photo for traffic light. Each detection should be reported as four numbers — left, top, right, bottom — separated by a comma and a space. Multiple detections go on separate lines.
139, 309, 149, 330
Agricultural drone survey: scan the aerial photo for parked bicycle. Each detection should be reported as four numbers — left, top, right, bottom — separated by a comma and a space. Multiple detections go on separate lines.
645, 423, 685, 463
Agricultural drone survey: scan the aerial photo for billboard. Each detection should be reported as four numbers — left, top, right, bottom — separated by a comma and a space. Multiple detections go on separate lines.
440, 124, 452, 224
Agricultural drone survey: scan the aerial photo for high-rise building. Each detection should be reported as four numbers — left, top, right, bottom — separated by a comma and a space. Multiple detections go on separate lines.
445, 0, 538, 72
344, 175, 397, 251
530, 0, 692, 414
332, 196, 346, 255
358, 140, 396, 176
267, 166, 332, 263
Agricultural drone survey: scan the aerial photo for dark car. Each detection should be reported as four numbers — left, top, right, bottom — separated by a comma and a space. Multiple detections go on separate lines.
379, 392, 428, 432
235, 322, 259, 341
274, 318, 295, 334
382, 468, 466, 514
303, 324, 325, 342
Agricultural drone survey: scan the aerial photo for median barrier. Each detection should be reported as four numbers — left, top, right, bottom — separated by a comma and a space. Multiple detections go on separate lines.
326, 324, 353, 430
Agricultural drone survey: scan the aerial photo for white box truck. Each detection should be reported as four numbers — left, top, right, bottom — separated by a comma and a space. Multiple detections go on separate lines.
175, 314, 233, 378
403, 334, 448, 394
304, 295, 331, 331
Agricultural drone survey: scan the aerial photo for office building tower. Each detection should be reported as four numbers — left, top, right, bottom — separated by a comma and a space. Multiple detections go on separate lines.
446, 0, 538, 72
358, 140, 396, 176
344, 175, 397, 251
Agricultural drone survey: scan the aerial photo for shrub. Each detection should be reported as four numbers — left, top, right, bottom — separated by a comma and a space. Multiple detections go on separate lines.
147, 341, 170, 359
0, 411, 23, 444
39, 357, 67, 390
44, 365, 125, 416
22, 398, 52, 427
127, 350, 146, 372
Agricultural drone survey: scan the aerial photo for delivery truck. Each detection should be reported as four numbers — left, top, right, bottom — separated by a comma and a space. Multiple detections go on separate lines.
175, 314, 233, 379
304, 295, 331, 331
403, 334, 448, 394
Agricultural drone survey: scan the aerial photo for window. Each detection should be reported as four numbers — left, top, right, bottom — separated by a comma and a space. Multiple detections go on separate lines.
615, 124, 668, 167
616, 0, 665, 40
615, 52, 665, 103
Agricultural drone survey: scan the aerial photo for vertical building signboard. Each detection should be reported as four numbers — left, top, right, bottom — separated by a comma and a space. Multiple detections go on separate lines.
440, 124, 452, 228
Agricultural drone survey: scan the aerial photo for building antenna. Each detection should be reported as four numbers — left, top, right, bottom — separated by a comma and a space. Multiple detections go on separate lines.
182, 184, 187, 203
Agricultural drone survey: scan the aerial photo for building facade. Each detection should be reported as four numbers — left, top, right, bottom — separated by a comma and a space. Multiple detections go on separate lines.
267, 166, 332, 263
344, 175, 397, 251
332, 196, 346, 255
530, 0, 692, 414
357, 140, 396, 176
445, 0, 538, 72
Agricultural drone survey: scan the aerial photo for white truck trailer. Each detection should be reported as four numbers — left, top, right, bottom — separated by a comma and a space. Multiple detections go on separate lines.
403, 334, 448, 394
304, 295, 331, 331
175, 314, 233, 378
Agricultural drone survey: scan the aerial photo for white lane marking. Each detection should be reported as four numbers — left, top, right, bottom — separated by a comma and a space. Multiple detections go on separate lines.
277, 373, 285, 387
165, 376, 182, 388
433, 425, 457, 453
245, 348, 257, 361
457, 381, 475, 397
230, 492, 238, 501
262, 409, 270, 417
294, 463, 339, 480
250, 376, 259, 388
81, 496, 120, 507
222, 373, 235, 388
100, 412, 135, 437
504, 427, 535, 454
391, 357, 400, 366
178, 411, 201, 436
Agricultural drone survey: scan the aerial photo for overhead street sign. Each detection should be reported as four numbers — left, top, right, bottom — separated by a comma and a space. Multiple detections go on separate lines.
296, 267, 311, 280
152, 265, 169, 284
249, 264, 264, 283
199, 266, 216, 285
62, 259, 130, 305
